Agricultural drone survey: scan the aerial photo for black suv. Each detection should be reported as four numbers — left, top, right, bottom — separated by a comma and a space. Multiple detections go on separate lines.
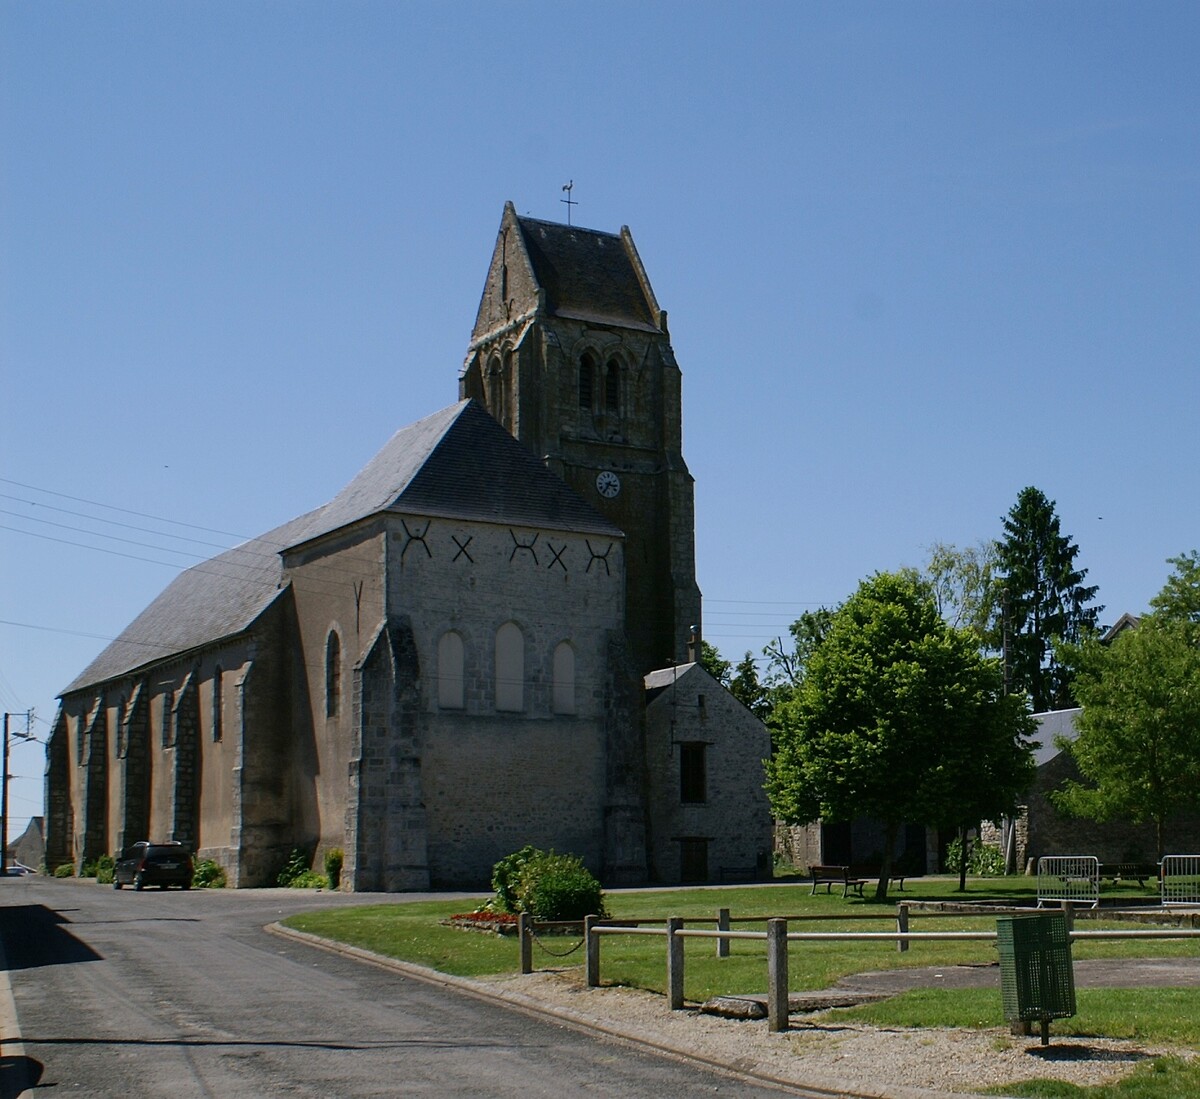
113, 842, 194, 890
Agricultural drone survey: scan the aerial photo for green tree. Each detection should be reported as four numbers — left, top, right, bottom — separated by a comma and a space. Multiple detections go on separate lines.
1149, 550, 1200, 631
763, 607, 834, 689
698, 640, 731, 685
729, 652, 772, 720
995, 487, 1102, 710
1054, 588, 1200, 858
765, 572, 1037, 901
923, 540, 1001, 642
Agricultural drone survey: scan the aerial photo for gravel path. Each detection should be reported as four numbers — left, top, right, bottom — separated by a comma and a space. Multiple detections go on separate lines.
475, 966, 1197, 1097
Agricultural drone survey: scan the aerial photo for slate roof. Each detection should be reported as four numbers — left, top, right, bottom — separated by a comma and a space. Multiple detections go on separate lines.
289, 399, 622, 548
63, 400, 621, 695
644, 662, 700, 703
515, 215, 661, 333
61, 512, 311, 694
1031, 707, 1081, 767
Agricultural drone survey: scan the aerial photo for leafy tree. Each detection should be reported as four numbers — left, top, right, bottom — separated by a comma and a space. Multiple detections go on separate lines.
729, 652, 772, 720
763, 607, 834, 689
698, 640, 731, 685
1149, 550, 1200, 631
922, 540, 1001, 641
995, 487, 1102, 710
765, 572, 1037, 901
1054, 617, 1200, 858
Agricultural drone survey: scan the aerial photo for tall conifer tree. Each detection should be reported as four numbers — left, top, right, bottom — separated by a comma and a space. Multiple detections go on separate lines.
995, 487, 1102, 710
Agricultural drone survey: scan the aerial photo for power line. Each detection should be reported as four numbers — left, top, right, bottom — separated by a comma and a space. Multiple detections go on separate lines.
0, 477, 251, 540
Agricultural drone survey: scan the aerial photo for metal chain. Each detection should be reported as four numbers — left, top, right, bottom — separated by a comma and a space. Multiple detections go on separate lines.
529, 927, 585, 958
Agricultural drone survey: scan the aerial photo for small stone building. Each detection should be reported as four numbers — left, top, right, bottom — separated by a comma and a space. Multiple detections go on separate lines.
1015, 708, 1200, 866
46, 205, 772, 889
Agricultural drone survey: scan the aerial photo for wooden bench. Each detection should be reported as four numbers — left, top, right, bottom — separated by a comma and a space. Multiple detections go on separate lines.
1100, 862, 1158, 888
808, 864, 866, 898
853, 867, 907, 891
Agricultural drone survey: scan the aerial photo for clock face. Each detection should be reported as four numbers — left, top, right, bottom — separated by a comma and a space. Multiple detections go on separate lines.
595, 470, 621, 499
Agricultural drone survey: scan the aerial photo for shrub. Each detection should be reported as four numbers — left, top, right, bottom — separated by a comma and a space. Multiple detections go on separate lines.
276, 847, 313, 887
517, 852, 606, 921
287, 870, 329, 889
192, 859, 227, 889
53, 863, 74, 878
945, 837, 1006, 877
491, 845, 540, 914
81, 855, 114, 881
94, 855, 115, 884
324, 848, 343, 889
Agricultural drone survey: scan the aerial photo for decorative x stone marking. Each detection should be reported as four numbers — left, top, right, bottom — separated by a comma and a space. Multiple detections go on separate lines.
586, 539, 614, 576
400, 519, 433, 561
509, 529, 539, 564
451, 534, 474, 563
546, 541, 568, 572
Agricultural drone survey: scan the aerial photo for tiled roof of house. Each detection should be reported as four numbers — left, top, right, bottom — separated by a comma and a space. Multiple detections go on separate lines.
63, 400, 620, 695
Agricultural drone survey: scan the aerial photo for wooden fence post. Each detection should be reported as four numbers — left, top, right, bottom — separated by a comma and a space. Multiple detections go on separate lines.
585, 915, 600, 987
667, 917, 685, 1010
896, 903, 909, 953
519, 912, 532, 975
767, 917, 789, 1033
717, 907, 730, 958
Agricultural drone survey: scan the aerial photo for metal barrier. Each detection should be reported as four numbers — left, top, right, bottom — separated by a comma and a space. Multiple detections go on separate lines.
1037, 856, 1100, 908
1161, 854, 1200, 907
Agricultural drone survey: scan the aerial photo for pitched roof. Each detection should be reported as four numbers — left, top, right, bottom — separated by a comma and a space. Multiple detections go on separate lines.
289, 399, 622, 548
63, 400, 621, 695
514, 214, 662, 333
61, 512, 310, 694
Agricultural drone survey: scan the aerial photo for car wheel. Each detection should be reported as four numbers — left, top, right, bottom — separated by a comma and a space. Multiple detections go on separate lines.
113, 879, 122, 890
182, 882, 191, 890
134, 875, 145, 891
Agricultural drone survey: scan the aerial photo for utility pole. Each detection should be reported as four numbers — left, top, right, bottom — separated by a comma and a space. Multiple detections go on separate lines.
2, 710, 34, 875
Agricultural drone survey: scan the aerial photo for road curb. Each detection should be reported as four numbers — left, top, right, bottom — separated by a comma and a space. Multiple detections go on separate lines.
265, 921, 966, 1099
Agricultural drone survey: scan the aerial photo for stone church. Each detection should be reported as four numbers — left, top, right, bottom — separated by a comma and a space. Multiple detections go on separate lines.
46, 203, 772, 890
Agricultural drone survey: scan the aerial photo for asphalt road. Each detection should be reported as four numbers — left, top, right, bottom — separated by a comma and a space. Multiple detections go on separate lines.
0, 876, 801, 1098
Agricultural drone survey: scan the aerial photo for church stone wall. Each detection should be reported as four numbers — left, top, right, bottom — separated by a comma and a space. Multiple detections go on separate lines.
285, 525, 387, 873
383, 511, 626, 887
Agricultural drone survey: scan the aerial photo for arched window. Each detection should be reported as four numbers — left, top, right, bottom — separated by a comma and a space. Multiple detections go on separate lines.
578, 352, 596, 410
325, 631, 342, 719
212, 666, 223, 742
605, 357, 621, 414
437, 631, 465, 710
495, 622, 524, 712
552, 641, 576, 715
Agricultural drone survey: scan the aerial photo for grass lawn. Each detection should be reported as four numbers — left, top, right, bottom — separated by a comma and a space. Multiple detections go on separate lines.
282, 874, 1199, 1095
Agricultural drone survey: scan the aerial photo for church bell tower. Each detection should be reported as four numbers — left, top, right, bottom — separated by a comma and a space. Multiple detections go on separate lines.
460, 202, 702, 677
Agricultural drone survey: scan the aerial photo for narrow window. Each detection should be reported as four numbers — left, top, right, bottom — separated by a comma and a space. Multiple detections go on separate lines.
325, 631, 342, 718
552, 641, 576, 715
438, 632, 465, 709
162, 689, 175, 748
679, 838, 709, 883
495, 622, 524, 712
605, 357, 620, 414
578, 352, 595, 410
680, 743, 707, 804
212, 667, 223, 742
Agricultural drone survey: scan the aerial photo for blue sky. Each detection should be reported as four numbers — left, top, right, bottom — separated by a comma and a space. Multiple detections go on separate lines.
3, 3, 1198, 838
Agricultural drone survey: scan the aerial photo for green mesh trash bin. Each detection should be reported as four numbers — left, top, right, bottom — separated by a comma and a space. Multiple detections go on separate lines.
996, 913, 1075, 1045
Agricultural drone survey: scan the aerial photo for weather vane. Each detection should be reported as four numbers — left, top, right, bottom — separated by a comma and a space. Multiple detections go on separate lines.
561, 180, 577, 225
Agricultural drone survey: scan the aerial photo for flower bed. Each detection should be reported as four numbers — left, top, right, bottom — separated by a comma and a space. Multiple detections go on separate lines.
441, 911, 520, 935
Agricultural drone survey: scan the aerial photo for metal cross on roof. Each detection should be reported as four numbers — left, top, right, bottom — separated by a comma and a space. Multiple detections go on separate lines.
560, 180, 577, 225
